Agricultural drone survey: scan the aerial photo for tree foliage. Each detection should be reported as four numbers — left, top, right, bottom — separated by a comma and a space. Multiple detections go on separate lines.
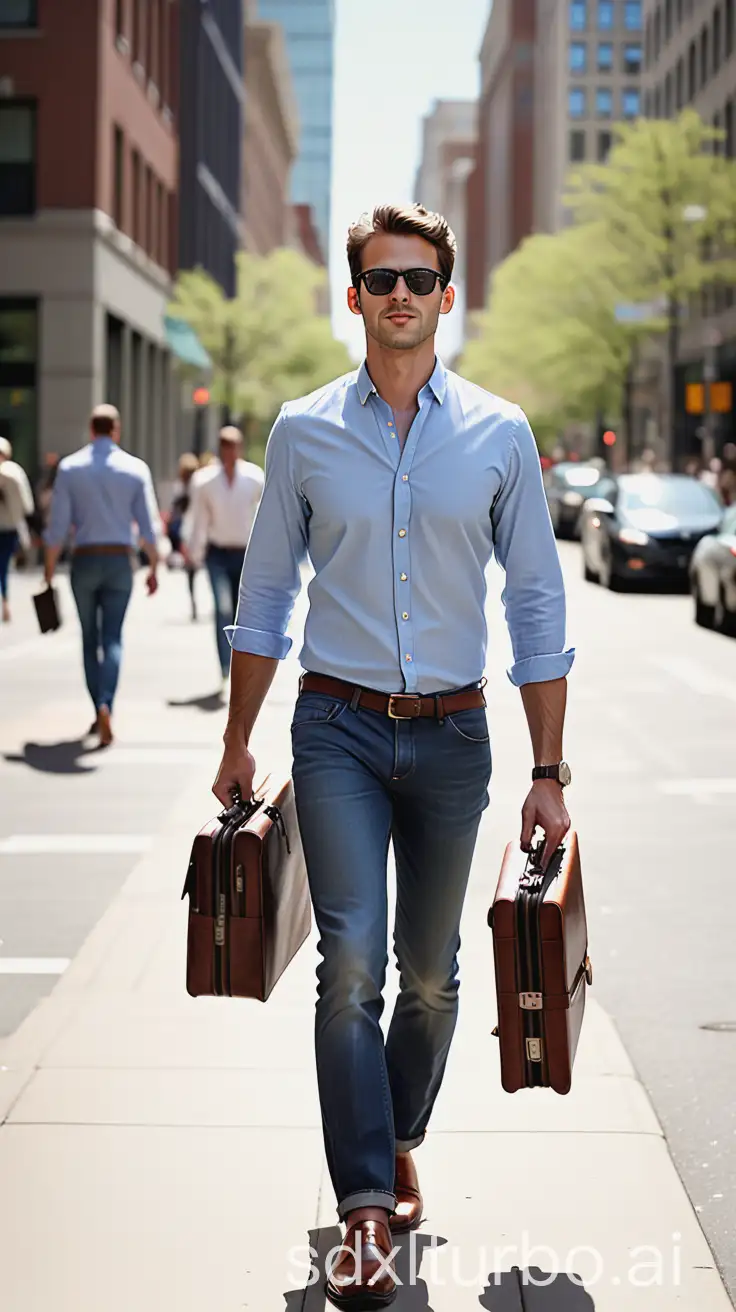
460, 111, 736, 434
168, 248, 354, 429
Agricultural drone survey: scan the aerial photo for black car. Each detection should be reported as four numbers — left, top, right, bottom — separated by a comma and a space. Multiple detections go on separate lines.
543, 462, 616, 539
580, 473, 723, 591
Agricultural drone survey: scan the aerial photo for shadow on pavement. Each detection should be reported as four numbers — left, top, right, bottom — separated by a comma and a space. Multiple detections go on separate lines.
3, 737, 100, 775
283, 1228, 447, 1310
166, 691, 224, 713
479, 1268, 595, 1309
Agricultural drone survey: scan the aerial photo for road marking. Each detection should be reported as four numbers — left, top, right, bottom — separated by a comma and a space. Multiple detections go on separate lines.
0, 958, 69, 975
649, 655, 736, 703
0, 835, 152, 855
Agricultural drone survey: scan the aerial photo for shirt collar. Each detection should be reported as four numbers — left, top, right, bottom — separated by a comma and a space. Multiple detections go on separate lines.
356, 357, 447, 407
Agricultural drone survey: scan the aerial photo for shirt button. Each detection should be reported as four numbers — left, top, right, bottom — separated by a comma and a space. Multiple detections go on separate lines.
402, 475, 408, 482
387, 422, 393, 427
402, 612, 409, 620
405, 654, 412, 662
400, 573, 407, 581
398, 529, 406, 538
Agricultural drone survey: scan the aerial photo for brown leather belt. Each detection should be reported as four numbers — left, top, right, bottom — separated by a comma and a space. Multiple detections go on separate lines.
299, 672, 486, 720
73, 544, 132, 557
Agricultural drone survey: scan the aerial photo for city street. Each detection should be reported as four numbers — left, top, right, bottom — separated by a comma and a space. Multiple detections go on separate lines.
0, 545, 734, 1309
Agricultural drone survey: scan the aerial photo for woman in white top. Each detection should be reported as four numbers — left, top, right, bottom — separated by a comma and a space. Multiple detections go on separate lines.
0, 437, 34, 623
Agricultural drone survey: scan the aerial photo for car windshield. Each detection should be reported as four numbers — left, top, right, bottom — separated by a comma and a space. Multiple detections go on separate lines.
619, 477, 720, 517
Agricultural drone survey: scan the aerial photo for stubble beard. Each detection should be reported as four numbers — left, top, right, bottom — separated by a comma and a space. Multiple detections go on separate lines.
368, 315, 437, 352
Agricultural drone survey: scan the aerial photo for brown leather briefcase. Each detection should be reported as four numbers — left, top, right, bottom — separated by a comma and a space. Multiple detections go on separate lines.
182, 775, 310, 1001
488, 832, 592, 1094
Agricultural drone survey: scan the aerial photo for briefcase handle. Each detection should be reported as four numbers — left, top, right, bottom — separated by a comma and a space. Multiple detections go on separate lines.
217, 785, 260, 827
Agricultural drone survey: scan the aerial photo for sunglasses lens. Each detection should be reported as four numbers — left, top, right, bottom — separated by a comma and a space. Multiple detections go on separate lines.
362, 270, 397, 296
404, 270, 439, 295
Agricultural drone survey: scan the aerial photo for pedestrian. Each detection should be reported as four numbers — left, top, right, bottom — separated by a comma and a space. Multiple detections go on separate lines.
43, 404, 160, 747
183, 426, 264, 691
211, 203, 574, 1307
168, 452, 200, 621
0, 436, 34, 623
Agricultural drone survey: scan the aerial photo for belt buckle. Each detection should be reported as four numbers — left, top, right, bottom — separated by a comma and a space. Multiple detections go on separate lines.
387, 695, 421, 720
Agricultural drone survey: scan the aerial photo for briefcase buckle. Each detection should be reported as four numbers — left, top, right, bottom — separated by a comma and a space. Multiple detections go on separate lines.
387, 695, 422, 719
526, 1037, 543, 1063
519, 992, 543, 1010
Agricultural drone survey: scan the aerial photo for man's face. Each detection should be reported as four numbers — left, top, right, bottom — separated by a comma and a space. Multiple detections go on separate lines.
347, 233, 454, 352
219, 440, 241, 469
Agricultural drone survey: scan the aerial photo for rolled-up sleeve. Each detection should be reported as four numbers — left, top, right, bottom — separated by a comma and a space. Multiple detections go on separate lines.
44, 465, 73, 548
492, 411, 575, 687
225, 408, 308, 659
131, 469, 157, 545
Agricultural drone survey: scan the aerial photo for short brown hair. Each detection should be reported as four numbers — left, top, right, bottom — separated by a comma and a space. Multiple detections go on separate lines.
218, 425, 243, 445
347, 204, 457, 286
90, 403, 120, 437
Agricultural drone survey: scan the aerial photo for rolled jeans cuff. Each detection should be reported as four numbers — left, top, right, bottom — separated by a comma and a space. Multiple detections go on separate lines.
395, 1132, 425, 1153
338, 1190, 397, 1220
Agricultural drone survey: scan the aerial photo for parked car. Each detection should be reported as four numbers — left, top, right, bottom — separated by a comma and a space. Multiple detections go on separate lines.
689, 503, 736, 634
544, 462, 616, 539
580, 473, 723, 591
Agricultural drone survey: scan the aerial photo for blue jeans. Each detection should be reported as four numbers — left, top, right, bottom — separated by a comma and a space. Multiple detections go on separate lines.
291, 686, 492, 1219
70, 555, 133, 713
0, 530, 19, 601
206, 546, 245, 677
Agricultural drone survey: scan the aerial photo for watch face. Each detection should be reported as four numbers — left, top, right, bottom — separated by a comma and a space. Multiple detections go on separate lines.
559, 762, 572, 787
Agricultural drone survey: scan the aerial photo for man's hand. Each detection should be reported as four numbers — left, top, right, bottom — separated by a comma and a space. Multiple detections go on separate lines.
520, 779, 570, 871
213, 746, 256, 809
146, 571, 158, 596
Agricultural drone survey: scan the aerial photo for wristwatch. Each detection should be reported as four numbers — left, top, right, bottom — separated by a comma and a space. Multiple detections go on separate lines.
532, 762, 572, 787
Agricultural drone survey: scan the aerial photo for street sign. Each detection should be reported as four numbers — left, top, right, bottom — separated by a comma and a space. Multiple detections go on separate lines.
685, 382, 732, 414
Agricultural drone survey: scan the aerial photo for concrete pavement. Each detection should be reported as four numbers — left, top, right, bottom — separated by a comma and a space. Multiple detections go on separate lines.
0, 557, 733, 1309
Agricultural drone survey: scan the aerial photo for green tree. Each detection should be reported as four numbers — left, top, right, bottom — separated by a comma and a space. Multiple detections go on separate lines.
169, 248, 354, 449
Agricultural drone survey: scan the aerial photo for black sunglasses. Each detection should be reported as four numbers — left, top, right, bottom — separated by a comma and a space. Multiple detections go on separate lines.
353, 267, 449, 297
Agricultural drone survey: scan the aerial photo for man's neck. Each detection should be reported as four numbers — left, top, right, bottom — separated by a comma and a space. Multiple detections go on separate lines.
364, 338, 436, 411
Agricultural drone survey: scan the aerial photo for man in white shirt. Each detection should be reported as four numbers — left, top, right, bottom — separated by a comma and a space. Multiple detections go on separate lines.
0, 436, 34, 623
184, 426, 264, 686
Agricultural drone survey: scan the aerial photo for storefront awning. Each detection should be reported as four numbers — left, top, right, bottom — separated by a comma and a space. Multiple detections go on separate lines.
164, 316, 211, 370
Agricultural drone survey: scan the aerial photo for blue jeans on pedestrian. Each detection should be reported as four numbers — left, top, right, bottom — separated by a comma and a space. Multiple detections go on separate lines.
70, 555, 133, 713
0, 529, 19, 602
291, 685, 492, 1219
206, 546, 245, 678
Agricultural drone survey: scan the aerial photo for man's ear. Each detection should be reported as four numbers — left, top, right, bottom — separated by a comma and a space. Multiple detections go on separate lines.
347, 286, 362, 316
439, 284, 455, 316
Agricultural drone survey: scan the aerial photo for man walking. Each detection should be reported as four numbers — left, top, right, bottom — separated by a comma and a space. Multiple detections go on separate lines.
184, 426, 264, 690
44, 404, 159, 747
0, 436, 34, 623
212, 205, 574, 1308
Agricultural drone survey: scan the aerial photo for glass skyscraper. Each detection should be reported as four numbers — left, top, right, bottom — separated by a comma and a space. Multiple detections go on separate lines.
257, 0, 335, 260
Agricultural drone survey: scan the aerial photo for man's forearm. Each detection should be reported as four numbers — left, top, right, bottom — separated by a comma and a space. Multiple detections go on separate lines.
520, 677, 567, 765
141, 539, 159, 572
44, 544, 62, 582
224, 650, 279, 749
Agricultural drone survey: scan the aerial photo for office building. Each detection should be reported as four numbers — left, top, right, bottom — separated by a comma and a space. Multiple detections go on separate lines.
640, 0, 736, 459
0, 0, 185, 479
242, 0, 299, 254
178, 0, 244, 295
414, 100, 477, 293
257, 0, 335, 263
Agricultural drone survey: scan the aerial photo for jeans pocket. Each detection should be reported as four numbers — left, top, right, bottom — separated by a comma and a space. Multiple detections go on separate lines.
444, 707, 490, 744
291, 693, 349, 731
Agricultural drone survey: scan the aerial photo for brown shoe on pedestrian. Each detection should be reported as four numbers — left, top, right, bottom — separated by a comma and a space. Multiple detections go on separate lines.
390, 1151, 423, 1232
2, 599, 10, 624
97, 705, 114, 747
325, 1217, 397, 1308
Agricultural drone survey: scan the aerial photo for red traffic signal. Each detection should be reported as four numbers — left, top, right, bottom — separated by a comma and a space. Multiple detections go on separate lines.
602, 430, 617, 447
192, 386, 210, 407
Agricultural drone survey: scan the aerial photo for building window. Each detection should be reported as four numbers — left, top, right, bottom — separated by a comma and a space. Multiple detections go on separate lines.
625, 1, 643, 30
156, 180, 165, 264
0, 0, 36, 27
0, 299, 38, 477
596, 87, 613, 117
145, 165, 153, 256
688, 40, 697, 98
569, 87, 586, 117
700, 26, 709, 85
676, 57, 685, 109
570, 41, 587, 72
645, 15, 652, 66
132, 0, 145, 69
624, 42, 642, 73
570, 2, 587, 31
598, 41, 614, 70
654, 85, 662, 116
149, 0, 160, 88
115, 0, 125, 41
713, 6, 722, 72
0, 102, 36, 216
598, 130, 612, 160
131, 149, 141, 245
570, 129, 587, 162
664, 0, 673, 40
727, 0, 734, 58
598, 0, 614, 28
112, 126, 124, 229
623, 88, 641, 119
644, 89, 652, 116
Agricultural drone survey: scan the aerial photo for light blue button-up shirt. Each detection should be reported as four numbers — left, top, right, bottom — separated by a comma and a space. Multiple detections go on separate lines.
45, 439, 157, 550
227, 359, 574, 693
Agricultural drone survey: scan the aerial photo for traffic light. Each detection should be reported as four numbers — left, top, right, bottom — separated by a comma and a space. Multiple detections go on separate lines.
602, 430, 617, 447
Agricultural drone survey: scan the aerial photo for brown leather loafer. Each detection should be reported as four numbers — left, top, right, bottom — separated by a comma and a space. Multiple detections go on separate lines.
325, 1218, 398, 1308
390, 1150, 424, 1232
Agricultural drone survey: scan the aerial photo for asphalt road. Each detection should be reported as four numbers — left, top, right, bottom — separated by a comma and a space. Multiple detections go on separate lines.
0, 545, 735, 1299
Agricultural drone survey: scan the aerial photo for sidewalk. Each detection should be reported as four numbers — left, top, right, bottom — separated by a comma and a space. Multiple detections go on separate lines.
0, 572, 731, 1310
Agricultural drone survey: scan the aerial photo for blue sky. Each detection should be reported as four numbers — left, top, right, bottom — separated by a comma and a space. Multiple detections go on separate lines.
329, 0, 491, 361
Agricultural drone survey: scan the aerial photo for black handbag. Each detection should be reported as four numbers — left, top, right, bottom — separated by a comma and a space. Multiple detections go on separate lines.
33, 586, 62, 633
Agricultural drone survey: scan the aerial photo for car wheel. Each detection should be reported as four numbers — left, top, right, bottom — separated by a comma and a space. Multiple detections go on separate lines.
600, 553, 625, 592
720, 585, 736, 638
693, 580, 715, 629
583, 553, 599, 584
